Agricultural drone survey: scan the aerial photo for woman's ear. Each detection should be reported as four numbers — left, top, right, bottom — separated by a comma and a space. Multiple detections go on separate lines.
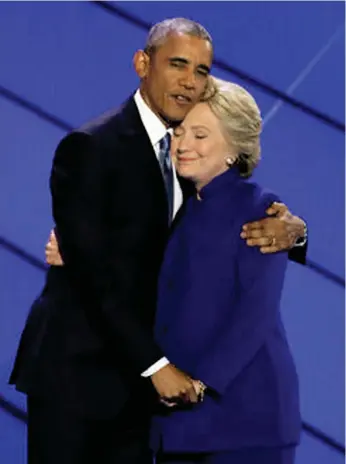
225, 153, 238, 167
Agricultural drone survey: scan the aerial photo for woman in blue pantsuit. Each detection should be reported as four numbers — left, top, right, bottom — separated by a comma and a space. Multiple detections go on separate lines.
152, 78, 301, 463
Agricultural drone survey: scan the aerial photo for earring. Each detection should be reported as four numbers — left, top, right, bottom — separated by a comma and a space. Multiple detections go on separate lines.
225, 157, 234, 166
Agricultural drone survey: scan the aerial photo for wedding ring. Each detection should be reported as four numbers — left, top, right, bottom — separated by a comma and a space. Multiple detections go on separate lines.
198, 381, 207, 402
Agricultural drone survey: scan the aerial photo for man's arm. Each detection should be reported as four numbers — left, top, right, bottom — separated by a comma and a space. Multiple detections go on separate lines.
51, 132, 163, 373
44, 233, 181, 380
49, 131, 198, 403
241, 202, 307, 264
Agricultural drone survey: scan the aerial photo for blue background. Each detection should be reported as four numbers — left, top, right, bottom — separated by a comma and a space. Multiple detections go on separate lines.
0, 1, 344, 462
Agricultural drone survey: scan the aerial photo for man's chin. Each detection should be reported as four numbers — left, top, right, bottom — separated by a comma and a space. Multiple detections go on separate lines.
159, 109, 190, 127
159, 114, 182, 127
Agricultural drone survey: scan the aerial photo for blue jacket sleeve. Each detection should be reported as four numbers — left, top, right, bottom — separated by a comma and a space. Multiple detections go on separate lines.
192, 232, 288, 396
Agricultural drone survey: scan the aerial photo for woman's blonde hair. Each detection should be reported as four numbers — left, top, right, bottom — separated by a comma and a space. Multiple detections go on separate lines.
201, 76, 262, 178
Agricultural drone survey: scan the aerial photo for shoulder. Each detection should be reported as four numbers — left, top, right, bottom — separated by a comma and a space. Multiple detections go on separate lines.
237, 179, 281, 224
78, 105, 126, 139
55, 96, 136, 161
65, 94, 137, 147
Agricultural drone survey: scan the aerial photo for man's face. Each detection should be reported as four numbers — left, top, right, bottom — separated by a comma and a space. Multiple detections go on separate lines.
134, 33, 213, 125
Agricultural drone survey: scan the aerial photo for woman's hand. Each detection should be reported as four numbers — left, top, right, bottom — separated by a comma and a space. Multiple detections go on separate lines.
192, 379, 207, 402
45, 229, 64, 266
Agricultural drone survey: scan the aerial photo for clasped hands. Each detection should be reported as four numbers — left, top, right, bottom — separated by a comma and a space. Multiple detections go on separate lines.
150, 364, 206, 408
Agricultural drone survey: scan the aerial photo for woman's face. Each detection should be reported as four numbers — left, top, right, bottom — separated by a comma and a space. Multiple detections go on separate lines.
172, 102, 234, 190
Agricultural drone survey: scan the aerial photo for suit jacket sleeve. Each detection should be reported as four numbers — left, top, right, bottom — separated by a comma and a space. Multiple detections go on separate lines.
50, 132, 163, 375
288, 241, 307, 265
192, 233, 288, 396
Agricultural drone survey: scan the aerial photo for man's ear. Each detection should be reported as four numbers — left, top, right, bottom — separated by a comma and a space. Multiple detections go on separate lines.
133, 50, 150, 79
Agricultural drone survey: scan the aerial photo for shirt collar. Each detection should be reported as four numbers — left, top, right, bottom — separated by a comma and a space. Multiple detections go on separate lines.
134, 89, 168, 148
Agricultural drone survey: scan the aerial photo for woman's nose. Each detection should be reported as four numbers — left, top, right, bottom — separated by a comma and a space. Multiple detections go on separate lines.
173, 137, 187, 154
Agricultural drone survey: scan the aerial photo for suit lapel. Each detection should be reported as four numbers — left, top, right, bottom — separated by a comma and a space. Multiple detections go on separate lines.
116, 97, 195, 229
117, 96, 169, 221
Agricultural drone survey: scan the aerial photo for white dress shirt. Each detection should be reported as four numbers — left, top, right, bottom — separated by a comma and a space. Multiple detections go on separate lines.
134, 89, 183, 377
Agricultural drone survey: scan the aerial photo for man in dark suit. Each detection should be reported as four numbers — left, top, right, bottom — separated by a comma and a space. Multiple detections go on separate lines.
10, 18, 307, 464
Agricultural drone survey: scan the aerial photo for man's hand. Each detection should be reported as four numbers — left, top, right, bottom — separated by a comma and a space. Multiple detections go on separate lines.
241, 202, 306, 254
151, 364, 198, 406
45, 229, 64, 266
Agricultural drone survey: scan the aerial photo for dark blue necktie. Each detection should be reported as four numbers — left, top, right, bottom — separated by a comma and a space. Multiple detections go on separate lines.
158, 132, 174, 225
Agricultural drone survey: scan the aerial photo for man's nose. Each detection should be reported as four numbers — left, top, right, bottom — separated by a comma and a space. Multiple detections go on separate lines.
180, 71, 196, 90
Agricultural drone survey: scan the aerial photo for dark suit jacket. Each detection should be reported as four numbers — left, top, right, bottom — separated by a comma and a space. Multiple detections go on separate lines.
10, 97, 181, 417
152, 168, 301, 452
10, 96, 306, 419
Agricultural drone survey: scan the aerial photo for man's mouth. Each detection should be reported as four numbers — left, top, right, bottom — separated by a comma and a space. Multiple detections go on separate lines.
171, 94, 192, 105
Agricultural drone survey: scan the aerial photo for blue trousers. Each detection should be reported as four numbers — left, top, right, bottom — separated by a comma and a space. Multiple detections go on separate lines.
156, 446, 295, 464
